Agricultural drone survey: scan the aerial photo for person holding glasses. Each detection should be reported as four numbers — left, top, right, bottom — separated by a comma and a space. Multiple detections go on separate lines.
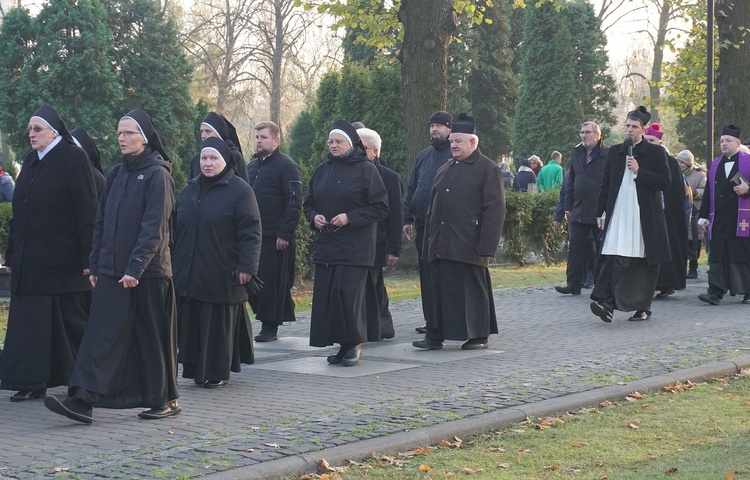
0, 105, 99, 403
45, 108, 179, 423
555, 121, 609, 296
303, 120, 388, 366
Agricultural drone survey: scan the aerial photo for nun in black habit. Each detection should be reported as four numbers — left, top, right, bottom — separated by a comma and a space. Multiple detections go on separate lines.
44, 108, 179, 423
303, 120, 388, 366
173, 138, 261, 388
71, 127, 107, 201
0, 105, 99, 402
189, 112, 249, 183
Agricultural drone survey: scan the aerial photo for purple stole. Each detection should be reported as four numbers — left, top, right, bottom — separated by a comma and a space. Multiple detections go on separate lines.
708, 151, 750, 239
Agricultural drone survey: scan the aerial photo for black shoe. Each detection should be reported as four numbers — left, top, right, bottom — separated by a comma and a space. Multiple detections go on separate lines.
590, 301, 613, 323
415, 325, 427, 334
44, 396, 92, 424
254, 329, 278, 342
412, 337, 443, 350
342, 344, 362, 367
627, 310, 651, 321
742, 294, 750, 304
582, 272, 595, 289
327, 345, 346, 365
686, 270, 698, 279
655, 288, 675, 299
461, 338, 489, 350
555, 284, 581, 295
698, 292, 721, 305
203, 380, 228, 389
138, 400, 181, 419
10, 388, 46, 402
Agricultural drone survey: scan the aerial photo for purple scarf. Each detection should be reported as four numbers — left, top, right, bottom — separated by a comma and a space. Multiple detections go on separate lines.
708, 150, 750, 239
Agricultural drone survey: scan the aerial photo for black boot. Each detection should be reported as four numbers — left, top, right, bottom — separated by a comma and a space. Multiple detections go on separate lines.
342, 344, 362, 367
254, 323, 278, 342
327, 344, 346, 364
686, 259, 698, 279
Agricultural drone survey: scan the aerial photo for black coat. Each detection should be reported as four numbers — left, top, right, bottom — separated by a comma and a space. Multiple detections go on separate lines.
303, 147, 388, 267
512, 170, 536, 192
565, 140, 609, 224
403, 137, 452, 228
698, 151, 750, 263
373, 158, 403, 267
6, 140, 98, 294
657, 154, 689, 289
190, 140, 249, 184
425, 148, 506, 266
596, 139, 671, 266
247, 148, 303, 240
173, 167, 262, 304
90, 148, 174, 279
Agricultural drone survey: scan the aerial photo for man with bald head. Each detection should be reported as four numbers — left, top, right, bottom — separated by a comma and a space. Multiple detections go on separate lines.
414, 114, 505, 351
697, 124, 750, 305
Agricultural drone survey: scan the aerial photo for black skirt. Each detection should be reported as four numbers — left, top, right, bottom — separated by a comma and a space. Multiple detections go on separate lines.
309, 264, 369, 347
68, 275, 178, 409
0, 291, 90, 391
592, 256, 659, 312
178, 297, 254, 383
248, 238, 296, 325
423, 259, 498, 341
365, 267, 395, 341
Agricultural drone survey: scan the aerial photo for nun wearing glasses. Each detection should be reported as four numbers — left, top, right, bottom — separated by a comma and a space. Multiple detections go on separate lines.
45, 108, 179, 423
0, 105, 98, 403
303, 120, 388, 367
173, 137, 261, 389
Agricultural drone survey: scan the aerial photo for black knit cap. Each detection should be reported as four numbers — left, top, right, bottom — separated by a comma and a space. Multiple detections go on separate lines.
451, 113, 475, 134
627, 106, 651, 126
200, 137, 233, 167
721, 124, 741, 140
71, 127, 103, 174
122, 108, 170, 162
31, 104, 75, 145
428, 110, 452, 129
329, 119, 362, 149
202, 112, 243, 154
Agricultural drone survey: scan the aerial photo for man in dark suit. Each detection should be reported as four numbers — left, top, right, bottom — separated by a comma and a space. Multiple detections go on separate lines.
590, 106, 671, 323
556, 121, 608, 295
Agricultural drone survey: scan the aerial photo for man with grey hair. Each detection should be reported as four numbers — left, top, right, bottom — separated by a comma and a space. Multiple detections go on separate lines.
414, 114, 505, 350
358, 127, 403, 340
675, 149, 706, 279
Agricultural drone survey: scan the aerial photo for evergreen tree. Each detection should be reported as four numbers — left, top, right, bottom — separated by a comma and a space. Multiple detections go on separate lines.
446, 18, 473, 116
336, 63, 371, 126
468, 0, 516, 160
309, 70, 341, 164
511, 2, 582, 165
363, 64, 405, 177
562, 0, 616, 135
288, 109, 315, 170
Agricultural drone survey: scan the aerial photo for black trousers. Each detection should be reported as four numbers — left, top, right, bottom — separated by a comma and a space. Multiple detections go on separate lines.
415, 226, 430, 322
566, 221, 598, 286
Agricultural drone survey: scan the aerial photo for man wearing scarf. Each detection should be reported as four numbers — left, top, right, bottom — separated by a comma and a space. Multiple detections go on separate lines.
697, 125, 750, 305
590, 106, 671, 323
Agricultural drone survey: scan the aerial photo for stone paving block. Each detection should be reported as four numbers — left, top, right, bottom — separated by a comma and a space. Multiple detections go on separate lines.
250, 357, 420, 377
365, 341, 504, 363
252, 336, 320, 352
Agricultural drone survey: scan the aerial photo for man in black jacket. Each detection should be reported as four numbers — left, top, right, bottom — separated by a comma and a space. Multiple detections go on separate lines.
247, 121, 303, 341
556, 121, 608, 295
358, 127, 403, 341
402, 111, 453, 333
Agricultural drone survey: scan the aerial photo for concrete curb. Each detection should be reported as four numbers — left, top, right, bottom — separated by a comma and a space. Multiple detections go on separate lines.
207, 356, 750, 480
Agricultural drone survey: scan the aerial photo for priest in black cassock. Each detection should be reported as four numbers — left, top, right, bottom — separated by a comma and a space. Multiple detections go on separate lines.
413, 113, 505, 350
697, 125, 750, 305
590, 106, 671, 322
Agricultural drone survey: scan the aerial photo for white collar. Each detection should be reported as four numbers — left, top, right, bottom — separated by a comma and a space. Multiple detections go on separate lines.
38, 135, 63, 160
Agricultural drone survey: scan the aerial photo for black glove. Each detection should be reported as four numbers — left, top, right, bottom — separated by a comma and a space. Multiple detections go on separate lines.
244, 275, 265, 296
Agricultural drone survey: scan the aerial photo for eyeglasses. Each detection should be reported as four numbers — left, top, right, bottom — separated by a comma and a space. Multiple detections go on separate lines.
327, 139, 346, 146
116, 131, 141, 138
27, 125, 49, 133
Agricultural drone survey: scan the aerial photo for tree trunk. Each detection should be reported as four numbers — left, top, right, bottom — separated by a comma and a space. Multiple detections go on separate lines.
270, 0, 284, 139
398, 0, 456, 178
649, 0, 671, 123
715, 0, 750, 138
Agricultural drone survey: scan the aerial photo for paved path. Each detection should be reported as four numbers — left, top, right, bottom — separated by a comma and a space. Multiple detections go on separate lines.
1, 268, 749, 479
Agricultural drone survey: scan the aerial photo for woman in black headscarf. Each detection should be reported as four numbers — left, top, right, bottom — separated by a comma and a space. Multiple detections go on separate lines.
303, 120, 388, 366
71, 127, 107, 200
44, 108, 179, 423
0, 105, 99, 402
189, 112, 249, 183
173, 137, 261, 388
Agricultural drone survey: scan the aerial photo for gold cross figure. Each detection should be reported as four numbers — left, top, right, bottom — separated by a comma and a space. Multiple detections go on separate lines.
740, 219, 750, 232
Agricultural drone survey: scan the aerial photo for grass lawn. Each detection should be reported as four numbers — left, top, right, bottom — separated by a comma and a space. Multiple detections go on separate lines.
301, 373, 750, 479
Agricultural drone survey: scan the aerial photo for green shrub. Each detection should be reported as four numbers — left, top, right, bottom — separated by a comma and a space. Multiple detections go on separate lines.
502, 190, 566, 266
0, 202, 11, 258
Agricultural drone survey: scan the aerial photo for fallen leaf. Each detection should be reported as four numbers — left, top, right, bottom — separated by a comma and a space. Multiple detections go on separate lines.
498, 463, 511, 468
726, 470, 736, 480
627, 422, 639, 429
463, 467, 477, 474
168, 431, 174, 435
419, 464, 432, 472
666, 467, 678, 474
299, 476, 310, 480
571, 442, 589, 447
486, 447, 506, 452
53, 468, 70, 472
445, 473, 456, 478
265, 443, 281, 448
544, 464, 560, 470
244, 448, 255, 452
627, 391, 646, 399
641, 404, 651, 409
319, 458, 331, 472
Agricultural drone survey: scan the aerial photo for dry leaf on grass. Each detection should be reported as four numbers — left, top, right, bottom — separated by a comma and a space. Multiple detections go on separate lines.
627, 422, 640, 429
498, 463, 511, 468
53, 468, 69, 472
440, 436, 463, 448
419, 464, 432, 472
543, 464, 560, 470
726, 470, 737, 480
571, 442, 589, 447
265, 442, 281, 448
486, 447, 506, 452
463, 467, 482, 474
666, 467, 678, 474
